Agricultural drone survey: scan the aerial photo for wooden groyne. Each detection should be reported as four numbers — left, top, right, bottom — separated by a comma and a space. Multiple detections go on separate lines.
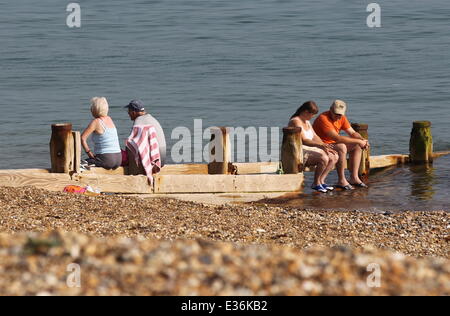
0, 121, 449, 196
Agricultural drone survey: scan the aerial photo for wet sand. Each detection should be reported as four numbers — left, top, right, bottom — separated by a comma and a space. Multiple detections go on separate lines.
0, 186, 448, 295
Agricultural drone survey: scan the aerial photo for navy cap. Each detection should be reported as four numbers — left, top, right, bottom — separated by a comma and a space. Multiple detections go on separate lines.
124, 100, 145, 112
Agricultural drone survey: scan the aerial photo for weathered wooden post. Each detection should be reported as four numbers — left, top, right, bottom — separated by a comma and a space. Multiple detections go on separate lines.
72, 131, 81, 174
410, 121, 433, 164
352, 123, 370, 181
208, 127, 232, 175
50, 124, 74, 173
281, 127, 303, 174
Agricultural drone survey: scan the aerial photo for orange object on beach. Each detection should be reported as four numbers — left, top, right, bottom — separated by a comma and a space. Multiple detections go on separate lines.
63, 185, 87, 194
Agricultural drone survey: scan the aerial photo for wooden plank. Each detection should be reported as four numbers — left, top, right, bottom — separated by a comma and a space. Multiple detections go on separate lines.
155, 175, 234, 194
433, 151, 450, 159
208, 127, 232, 174
159, 164, 209, 175
0, 172, 75, 192
82, 167, 128, 176
0, 169, 51, 174
281, 127, 304, 174
72, 131, 81, 174
50, 124, 74, 173
154, 174, 304, 194
233, 174, 304, 193
73, 174, 153, 194
83, 164, 208, 176
233, 162, 278, 174
369, 155, 409, 169
352, 123, 370, 181
85, 151, 450, 178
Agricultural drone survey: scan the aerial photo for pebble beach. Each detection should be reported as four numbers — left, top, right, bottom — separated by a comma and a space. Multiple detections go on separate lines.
0, 186, 448, 296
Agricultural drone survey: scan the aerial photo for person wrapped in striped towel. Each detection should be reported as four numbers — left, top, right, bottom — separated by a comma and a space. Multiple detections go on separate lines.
126, 125, 161, 185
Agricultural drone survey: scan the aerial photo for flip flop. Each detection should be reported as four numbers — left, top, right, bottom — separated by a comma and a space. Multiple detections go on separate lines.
322, 184, 335, 191
351, 182, 369, 188
335, 184, 354, 191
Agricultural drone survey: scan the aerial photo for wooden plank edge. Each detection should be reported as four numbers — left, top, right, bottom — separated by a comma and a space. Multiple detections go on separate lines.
154, 174, 304, 194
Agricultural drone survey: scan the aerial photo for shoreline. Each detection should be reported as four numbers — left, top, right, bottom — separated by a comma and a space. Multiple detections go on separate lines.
0, 186, 448, 295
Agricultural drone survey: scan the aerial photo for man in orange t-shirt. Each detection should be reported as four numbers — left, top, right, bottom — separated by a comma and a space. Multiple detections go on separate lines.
313, 100, 370, 190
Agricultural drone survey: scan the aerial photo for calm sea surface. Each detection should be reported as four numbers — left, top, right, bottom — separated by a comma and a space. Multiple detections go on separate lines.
0, 1, 449, 209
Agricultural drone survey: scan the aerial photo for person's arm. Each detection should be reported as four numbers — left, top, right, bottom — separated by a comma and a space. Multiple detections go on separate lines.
324, 129, 368, 148
345, 127, 364, 140
81, 120, 97, 159
345, 127, 370, 149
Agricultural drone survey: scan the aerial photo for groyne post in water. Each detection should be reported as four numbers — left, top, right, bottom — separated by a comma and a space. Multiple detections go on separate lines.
281, 127, 304, 174
208, 127, 232, 175
352, 123, 370, 182
50, 124, 75, 174
410, 121, 433, 164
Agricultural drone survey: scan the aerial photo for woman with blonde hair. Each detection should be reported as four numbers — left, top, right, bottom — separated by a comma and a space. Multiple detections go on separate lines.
81, 97, 122, 170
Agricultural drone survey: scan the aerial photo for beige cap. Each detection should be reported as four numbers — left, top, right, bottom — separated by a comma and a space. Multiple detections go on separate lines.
331, 100, 347, 115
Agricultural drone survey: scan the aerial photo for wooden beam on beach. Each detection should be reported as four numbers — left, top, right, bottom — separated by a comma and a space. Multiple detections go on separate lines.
72, 131, 81, 174
72, 174, 153, 194
0, 169, 51, 174
369, 155, 410, 170
159, 164, 209, 175
154, 174, 304, 194
369, 151, 449, 170
0, 172, 77, 192
352, 123, 370, 181
208, 127, 232, 175
2, 149, 449, 194
81, 167, 129, 176
281, 127, 304, 174
83, 164, 209, 176
433, 151, 450, 159
50, 124, 75, 174
233, 162, 279, 175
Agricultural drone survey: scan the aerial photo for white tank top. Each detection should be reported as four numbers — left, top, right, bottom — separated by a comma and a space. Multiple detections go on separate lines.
303, 121, 314, 141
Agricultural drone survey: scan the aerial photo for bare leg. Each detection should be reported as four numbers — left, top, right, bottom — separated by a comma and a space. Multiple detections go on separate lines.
319, 152, 339, 184
305, 150, 329, 187
313, 160, 327, 187
349, 146, 363, 184
334, 144, 350, 186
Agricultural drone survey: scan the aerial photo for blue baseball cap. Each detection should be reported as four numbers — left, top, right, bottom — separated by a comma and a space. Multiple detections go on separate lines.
124, 100, 146, 112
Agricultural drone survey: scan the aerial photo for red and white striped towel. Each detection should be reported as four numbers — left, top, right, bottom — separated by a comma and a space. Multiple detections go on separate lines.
126, 125, 161, 185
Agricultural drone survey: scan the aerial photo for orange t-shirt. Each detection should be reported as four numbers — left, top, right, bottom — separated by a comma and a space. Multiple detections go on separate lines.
313, 111, 351, 144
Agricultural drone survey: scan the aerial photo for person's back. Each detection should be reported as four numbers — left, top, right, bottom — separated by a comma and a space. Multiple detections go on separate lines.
92, 117, 121, 155
81, 97, 122, 170
125, 100, 167, 167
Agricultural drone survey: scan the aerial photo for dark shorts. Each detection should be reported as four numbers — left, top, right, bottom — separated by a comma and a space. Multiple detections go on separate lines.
88, 152, 122, 170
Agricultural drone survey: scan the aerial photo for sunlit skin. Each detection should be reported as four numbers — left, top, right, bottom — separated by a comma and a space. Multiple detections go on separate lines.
81, 110, 116, 160
325, 108, 370, 187
289, 111, 339, 188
